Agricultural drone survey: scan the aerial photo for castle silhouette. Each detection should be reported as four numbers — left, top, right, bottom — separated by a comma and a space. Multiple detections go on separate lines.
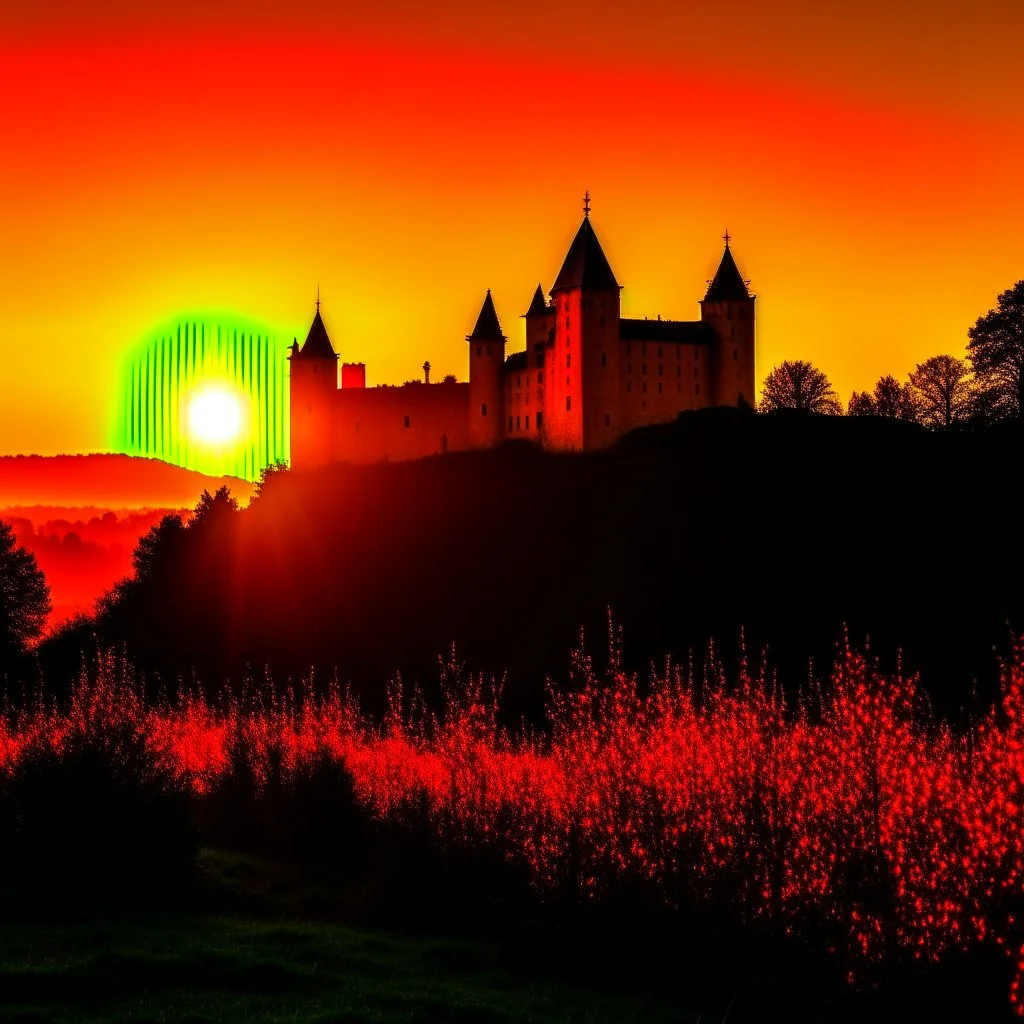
289, 199, 755, 470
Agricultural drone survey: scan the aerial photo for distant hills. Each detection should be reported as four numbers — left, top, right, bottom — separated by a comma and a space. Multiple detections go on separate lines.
0, 454, 256, 509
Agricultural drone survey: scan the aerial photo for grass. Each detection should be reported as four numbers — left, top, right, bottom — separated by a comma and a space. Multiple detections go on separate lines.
0, 851, 698, 1024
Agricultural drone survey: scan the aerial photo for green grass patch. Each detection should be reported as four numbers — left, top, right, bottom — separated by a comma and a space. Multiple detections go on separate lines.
0, 851, 698, 1024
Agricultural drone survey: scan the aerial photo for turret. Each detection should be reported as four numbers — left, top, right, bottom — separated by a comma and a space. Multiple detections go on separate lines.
547, 193, 622, 451
466, 290, 506, 448
288, 301, 339, 470
700, 234, 755, 407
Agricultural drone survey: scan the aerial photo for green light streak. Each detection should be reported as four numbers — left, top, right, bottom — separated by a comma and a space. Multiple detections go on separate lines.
114, 313, 292, 481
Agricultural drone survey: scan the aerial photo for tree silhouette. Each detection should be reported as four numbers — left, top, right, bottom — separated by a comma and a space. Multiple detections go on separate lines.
848, 391, 876, 416
968, 281, 1024, 422
908, 355, 974, 429
0, 519, 51, 665
253, 462, 289, 503
869, 375, 911, 421
760, 360, 842, 414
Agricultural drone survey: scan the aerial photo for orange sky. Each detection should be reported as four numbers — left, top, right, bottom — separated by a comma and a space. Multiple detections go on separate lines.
2, 1, 1022, 455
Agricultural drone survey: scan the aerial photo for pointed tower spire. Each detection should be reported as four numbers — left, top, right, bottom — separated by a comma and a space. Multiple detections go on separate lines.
298, 301, 338, 359
466, 289, 506, 341
551, 215, 619, 293
524, 284, 547, 318
704, 241, 750, 302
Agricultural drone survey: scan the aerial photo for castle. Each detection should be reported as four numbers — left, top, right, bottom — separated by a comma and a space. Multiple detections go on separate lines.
288, 200, 755, 470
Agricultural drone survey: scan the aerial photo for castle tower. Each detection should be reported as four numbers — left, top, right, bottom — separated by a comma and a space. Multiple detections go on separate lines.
288, 302, 339, 471
467, 290, 506, 448
522, 285, 553, 439
547, 195, 622, 451
700, 235, 756, 408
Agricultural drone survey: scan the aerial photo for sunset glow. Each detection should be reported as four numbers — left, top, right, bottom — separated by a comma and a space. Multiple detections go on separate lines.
1, 2, 1021, 457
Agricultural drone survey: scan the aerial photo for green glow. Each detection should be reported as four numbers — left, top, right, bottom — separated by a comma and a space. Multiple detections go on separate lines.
115, 313, 290, 481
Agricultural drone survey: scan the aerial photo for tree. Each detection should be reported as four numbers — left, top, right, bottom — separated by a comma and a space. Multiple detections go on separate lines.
190, 486, 239, 527
253, 461, 289, 503
848, 391, 876, 416
871, 375, 919, 423
0, 519, 51, 664
967, 280, 1024, 422
908, 355, 974, 429
760, 360, 842, 414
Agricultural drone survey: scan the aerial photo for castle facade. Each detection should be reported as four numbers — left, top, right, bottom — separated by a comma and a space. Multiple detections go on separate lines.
289, 205, 755, 470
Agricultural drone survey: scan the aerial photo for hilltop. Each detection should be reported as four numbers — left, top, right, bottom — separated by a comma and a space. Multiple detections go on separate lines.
0, 454, 255, 509
62, 407, 1024, 721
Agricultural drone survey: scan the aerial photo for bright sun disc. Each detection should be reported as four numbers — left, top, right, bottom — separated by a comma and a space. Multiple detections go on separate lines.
187, 387, 244, 444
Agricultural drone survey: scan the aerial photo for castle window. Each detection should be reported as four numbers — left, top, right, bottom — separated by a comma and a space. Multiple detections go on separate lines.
566, 395, 571, 412
733, 349, 738, 360
509, 416, 513, 430
566, 353, 571, 368
601, 352, 607, 367
481, 403, 487, 416
486, 346, 492, 356
658, 364, 663, 376
476, 346, 481, 357
404, 415, 410, 428
642, 382, 647, 393
658, 382, 663, 394
627, 382, 632, 392
537, 411, 543, 429
516, 415, 521, 430
604, 413, 610, 426
566, 317, 570, 329
526, 415, 530, 430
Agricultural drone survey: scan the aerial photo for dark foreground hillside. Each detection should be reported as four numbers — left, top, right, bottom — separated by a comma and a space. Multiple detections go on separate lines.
60, 408, 1024, 718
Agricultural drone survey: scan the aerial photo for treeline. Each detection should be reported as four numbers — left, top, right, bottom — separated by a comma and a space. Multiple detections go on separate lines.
761, 279, 1024, 427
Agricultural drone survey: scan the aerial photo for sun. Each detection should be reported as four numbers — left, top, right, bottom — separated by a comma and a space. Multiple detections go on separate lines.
186, 386, 246, 445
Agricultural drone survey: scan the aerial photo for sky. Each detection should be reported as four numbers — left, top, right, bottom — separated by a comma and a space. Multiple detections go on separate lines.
2, 0, 1022, 455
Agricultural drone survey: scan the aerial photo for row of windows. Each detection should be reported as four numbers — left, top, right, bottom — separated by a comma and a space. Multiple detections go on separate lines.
624, 343, 699, 360
508, 412, 544, 431
625, 382, 700, 396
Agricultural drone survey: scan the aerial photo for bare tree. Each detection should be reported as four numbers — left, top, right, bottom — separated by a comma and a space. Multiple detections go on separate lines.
908, 355, 974, 429
848, 391, 876, 416
968, 281, 1024, 422
760, 360, 842, 414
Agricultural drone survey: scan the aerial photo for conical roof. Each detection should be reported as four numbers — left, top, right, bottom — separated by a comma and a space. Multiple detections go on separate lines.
704, 245, 751, 302
524, 284, 548, 317
466, 290, 505, 341
299, 308, 338, 359
551, 216, 619, 292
